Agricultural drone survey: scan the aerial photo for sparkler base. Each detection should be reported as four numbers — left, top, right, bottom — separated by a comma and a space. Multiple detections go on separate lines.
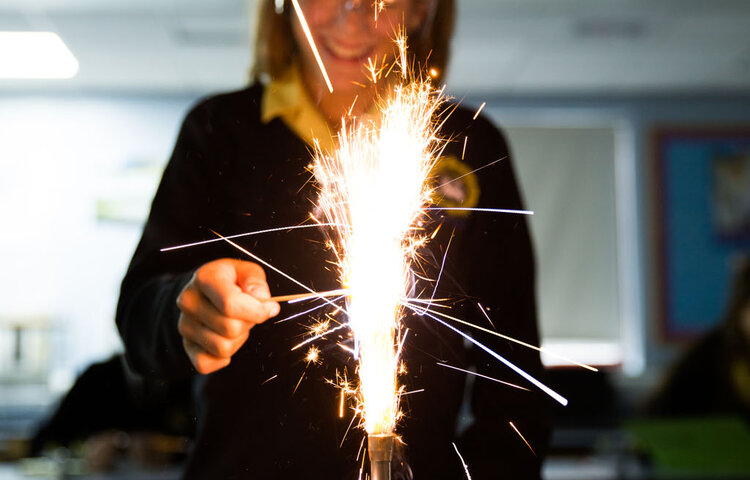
368, 433, 395, 480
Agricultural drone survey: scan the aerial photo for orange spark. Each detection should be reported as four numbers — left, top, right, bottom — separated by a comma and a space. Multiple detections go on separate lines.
309, 319, 331, 337
472, 102, 486, 120
509, 421, 536, 456
292, 371, 306, 396
306, 346, 321, 365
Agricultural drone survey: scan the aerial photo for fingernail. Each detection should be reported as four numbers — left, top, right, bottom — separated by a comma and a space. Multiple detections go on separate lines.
267, 302, 280, 317
247, 284, 271, 300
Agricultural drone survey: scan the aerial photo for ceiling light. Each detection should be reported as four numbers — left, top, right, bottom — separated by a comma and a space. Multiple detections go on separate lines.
0, 32, 79, 79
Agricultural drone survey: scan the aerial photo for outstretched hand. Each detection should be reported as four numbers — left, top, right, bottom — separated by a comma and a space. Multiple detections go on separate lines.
177, 258, 280, 374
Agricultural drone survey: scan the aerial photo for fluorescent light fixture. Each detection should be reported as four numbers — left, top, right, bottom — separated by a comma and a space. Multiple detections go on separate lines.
0, 32, 79, 79
541, 339, 622, 368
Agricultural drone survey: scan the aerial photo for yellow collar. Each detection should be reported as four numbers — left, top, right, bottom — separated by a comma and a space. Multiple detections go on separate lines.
261, 64, 335, 152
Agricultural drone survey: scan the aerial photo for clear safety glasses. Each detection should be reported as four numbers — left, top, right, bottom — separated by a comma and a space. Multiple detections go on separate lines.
285, 0, 412, 25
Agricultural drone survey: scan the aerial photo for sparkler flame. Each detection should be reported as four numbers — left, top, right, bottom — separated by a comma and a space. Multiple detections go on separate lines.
157, 3, 587, 469
312, 41, 445, 435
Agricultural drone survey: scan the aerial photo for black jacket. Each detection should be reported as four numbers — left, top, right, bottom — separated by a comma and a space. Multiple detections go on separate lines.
116, 84, 550, 479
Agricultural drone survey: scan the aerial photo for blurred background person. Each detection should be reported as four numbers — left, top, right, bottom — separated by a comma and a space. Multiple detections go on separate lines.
646, 258, 750, 418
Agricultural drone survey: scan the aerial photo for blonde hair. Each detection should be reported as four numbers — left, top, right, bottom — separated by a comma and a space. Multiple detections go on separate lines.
251, 0, 456, 85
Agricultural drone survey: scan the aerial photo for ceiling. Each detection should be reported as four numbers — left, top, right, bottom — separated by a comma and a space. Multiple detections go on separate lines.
1, 0, 749, 95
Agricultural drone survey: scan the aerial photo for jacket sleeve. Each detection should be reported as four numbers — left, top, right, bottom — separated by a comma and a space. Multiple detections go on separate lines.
116, 101, 232, 380
454, 116, 552, 479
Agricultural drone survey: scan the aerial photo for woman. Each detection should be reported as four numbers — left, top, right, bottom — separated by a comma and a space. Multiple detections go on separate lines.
116, 0, 550, 478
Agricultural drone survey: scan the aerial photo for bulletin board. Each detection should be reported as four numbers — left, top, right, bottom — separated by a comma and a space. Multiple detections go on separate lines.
654, 127, 750, 340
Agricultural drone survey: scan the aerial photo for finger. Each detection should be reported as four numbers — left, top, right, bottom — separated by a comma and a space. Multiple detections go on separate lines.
246, 284, 281, 318
183, 338, 231, 375
178, 287, 251, 339
232, 259, 267, 291
239, 280, 281, 319
179, 314, 249, 359
194, 262, 275, 322
234, 262, 281, 318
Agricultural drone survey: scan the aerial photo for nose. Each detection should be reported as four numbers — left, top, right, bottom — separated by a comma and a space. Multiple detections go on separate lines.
343, 0, 366, 13
338, 0, 373, 31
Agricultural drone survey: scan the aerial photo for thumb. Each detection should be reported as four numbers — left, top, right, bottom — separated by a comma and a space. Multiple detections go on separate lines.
233, 261, 279, 317
245, 283, 271, 300
245, 282, 279, 318
231, 260, 268, 294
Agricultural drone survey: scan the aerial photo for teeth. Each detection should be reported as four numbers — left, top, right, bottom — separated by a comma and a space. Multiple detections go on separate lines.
326, 41, 371, 61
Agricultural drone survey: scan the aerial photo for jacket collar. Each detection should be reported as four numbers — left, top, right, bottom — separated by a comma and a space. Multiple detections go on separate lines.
260, 64, 335, 152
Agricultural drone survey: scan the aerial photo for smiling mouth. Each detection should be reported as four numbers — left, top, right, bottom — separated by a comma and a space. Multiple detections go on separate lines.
323, 39, 375, 63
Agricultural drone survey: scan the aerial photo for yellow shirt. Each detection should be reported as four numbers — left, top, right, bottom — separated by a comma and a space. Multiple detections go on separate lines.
260, 65, 481, 215
260, 65, 335, 152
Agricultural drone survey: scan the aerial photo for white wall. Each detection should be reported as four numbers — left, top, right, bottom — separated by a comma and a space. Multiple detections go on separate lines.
482, 93, 750, 377
506, 127, 619, 341
497, 123, 626, 369
0, 94, 196, 389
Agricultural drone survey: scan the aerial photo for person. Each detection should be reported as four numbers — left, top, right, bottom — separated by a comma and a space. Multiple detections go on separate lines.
646, 258, 750, 418
29, 355, 193, 456
28, 355, 194, 471
116, 0, 550, 478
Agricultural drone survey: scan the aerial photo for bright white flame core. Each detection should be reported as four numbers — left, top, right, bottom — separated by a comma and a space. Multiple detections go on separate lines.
314, 78, 444, 434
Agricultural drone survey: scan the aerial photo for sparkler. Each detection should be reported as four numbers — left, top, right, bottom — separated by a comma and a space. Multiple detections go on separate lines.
311, 32, 445, 478
268, 288, 349, 303
163, 3, 593, 474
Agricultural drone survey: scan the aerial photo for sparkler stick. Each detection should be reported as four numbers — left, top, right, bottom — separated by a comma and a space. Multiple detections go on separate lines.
209, 230, 349, 315
368, 434, 395, 480
268, 288, 349, 303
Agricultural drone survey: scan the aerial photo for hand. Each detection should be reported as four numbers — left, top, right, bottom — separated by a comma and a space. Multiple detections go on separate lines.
176, 258, 280, 374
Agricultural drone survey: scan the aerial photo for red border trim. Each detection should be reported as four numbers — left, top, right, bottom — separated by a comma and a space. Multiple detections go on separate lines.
651, 125, 750, 343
